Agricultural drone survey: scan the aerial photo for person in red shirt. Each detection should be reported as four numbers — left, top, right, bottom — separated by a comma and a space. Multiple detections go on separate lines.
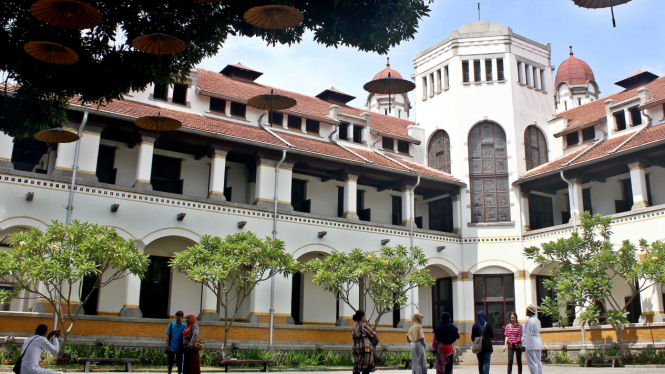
503, 312, 523, 374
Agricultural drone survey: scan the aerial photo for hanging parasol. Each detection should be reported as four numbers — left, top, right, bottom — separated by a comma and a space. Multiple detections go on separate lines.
30, 0, 103, 30
24, 41, 79, 65
134, 113, 182, 131
572, 0, 633, 27
34, 128, 80, 143
247, 89, 297, 111
363, 72, 415, 114
244, 5, 304, 47
132, 34, 186, 55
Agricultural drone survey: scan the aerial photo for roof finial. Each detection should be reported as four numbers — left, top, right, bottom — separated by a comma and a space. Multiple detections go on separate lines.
386, 57, 390, 68
569, 46, 573, 56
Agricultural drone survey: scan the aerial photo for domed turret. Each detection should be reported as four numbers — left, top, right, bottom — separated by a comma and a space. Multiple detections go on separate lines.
554, 47, 600, 114
366, 58, 410, 119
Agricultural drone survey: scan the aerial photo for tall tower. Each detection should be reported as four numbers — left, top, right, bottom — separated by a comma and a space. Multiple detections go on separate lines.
366, 58, 411, 119
554, 47, 599, 114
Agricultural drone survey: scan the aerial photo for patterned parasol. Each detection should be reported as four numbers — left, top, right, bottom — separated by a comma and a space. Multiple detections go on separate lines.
572, 0, 633, 27
135, 114, 182, 131
132, 34, 187, 55
248, 89, 297, 111
244, 5, 304, 46
34, 128, 80, 143
24, 41, 79, 65
363, 72, 415, 113
30, 0, 102, 30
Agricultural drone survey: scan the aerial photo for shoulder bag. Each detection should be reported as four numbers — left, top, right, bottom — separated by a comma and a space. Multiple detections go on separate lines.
13, 337, 37, 374
471, 322, 486, 354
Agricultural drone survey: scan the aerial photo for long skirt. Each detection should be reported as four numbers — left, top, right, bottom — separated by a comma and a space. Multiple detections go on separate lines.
436, 342, 454, 374
183, 348, 200, 374
410, 341, 428, 374
525, 350, 543, 374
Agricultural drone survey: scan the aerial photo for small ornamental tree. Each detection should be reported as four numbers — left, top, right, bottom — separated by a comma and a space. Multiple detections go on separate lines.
304, 245, 434, 329
170, 232, 298, 350
525, 212, 665, 356
0, 220, 150, 353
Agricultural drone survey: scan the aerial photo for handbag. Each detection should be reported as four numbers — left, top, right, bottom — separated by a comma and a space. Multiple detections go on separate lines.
13, 337, 36, 374
471, 322, 486, 354
192, 338, 205, 352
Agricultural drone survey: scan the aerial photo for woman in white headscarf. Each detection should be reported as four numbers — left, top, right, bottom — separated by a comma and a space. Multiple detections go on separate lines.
407, 313, 427, 374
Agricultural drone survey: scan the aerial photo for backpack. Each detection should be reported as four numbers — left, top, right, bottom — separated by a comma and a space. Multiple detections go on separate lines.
471, 322, 487, 354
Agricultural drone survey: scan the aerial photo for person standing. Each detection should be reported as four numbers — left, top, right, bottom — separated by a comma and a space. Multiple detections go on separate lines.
522, 305, 543, 374
407, 312, 427, 374
182, 314, 200, 374
503, 312, 523, 374
20, 324, 61, 374
432, 312, 460, 374
165, 311, 186, 374
351, 310, 378, 374
471, 311, 494, 374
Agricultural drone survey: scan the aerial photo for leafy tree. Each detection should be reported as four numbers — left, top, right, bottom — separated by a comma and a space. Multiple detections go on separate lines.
0, 220, 150, 353
170, 231, 298, 349
525, 212, 665, 356
304, 245, 434, 330
0, 0, 433, 138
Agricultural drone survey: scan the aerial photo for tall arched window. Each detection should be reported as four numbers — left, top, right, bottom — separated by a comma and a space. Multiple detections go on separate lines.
428, 130, 451, 173
468, 122, 511, 223
524, 126, 548, 171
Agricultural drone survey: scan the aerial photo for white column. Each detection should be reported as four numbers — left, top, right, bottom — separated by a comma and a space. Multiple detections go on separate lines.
208, 149, 228, 202
54, 136, 76, 177
401, 185, 412, 226
134, 135, 156, 189
74, 125, 103, 182
0, 131, 14, 168
521, 189, 531, 231
639, 282, 664, 323
118, 272, 142, 318
198, 284, 220, 321
406, 286, 419, 323
343, 174, 359, 221
628, 162, 649, 209
31, 282, 52, 313
453, 277, 467, 325
515, 274, 536, 323
452, 192, 461, 234
337, 284, 360, 326
247, 274, 293, 324
254, 158, 293, 211
569, 178, 584, 223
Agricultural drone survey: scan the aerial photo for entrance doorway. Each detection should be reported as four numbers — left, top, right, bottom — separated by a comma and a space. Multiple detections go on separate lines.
139, 256, 172, 319
473, 274, 515, 343
291, 272, 303, 325
80, 275, 99, 315
432, 277, 454, 322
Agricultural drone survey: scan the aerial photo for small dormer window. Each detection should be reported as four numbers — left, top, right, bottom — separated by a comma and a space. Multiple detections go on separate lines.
582, 127, 595, 142
153, 83, 168, 101
397, 140, 409, 154
305, 119, 319, 134
230, 102, 246, 118
629, 107, 642, 126
287, 115, 302, 130
353, 125, 363, 144
566, 132, 579, 147
339, 122, 350, 140
269, 112, 283, 126
172, 84, 188, 105
209, 97, 226, 113
382, 136, 394, 151
614, 111, 627, 131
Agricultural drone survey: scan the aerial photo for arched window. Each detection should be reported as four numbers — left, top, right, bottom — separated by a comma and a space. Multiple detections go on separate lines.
428, 130, 451, 173
524, 126, 548, 171
468, 122, 511, 223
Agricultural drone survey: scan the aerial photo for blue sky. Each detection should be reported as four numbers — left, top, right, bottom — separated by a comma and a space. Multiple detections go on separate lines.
199, 0, 665, 117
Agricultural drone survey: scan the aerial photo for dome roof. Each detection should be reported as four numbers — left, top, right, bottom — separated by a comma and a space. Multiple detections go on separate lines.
373, 58, 403, 80
555, 47, 595, 87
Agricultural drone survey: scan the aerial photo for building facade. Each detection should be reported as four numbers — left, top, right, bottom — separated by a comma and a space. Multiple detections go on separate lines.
1, 21, 665, 350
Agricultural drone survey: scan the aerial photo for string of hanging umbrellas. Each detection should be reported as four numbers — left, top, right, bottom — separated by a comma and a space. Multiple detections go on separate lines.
28, 0, 416, 143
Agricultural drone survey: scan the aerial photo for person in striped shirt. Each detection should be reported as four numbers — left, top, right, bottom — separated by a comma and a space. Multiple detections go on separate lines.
503, 312, 523, 374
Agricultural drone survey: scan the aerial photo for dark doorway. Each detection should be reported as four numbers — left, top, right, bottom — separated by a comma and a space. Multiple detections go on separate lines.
80, 275, 99, 316
393, 301, 400, 328
151, 155, 183, 194
536, 276, 554, 328
474, 274, 515, 343
11, 138, 48, 172
392, 196, 402, 225
337, 187, 344, 217
358, 190, 371, 222
428, 197, 453, 233
529, 194, 553, 230
291, 272, 303, 325
291, 179, 310, 213
139, 256, 171, 319
432, 277, 454, 323
96, 145, 117, 184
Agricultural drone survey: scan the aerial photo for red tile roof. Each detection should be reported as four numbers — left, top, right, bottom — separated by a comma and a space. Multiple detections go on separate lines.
68, 97, 459, 184
555, 48, 595, 87
195, 68, 417, 141
519, 146, 591, 180
554, 75, 665, 136
372, 58, 403, 80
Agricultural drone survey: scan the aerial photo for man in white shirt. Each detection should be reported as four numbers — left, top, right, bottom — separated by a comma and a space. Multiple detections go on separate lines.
521, 304, 543, 374
21, 324, 61, 374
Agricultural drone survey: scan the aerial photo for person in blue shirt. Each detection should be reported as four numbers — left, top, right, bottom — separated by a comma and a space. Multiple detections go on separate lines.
165, 311, 186, 374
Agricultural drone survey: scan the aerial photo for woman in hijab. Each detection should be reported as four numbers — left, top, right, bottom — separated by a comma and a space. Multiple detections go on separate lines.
182, 313, 200, 374
432, 312, 460, 374
351, 310, 378, 374
406, 312, 427, 374
471, 311, 494, 374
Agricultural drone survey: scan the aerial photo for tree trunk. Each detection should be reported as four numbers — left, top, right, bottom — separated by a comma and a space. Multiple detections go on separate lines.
613, 323, 627, 357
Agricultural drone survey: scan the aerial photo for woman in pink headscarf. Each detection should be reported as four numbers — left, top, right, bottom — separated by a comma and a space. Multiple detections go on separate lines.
182, 314, 200, 374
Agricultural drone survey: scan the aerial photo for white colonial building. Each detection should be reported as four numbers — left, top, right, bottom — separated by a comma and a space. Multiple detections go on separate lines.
1, 21, 664, 349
